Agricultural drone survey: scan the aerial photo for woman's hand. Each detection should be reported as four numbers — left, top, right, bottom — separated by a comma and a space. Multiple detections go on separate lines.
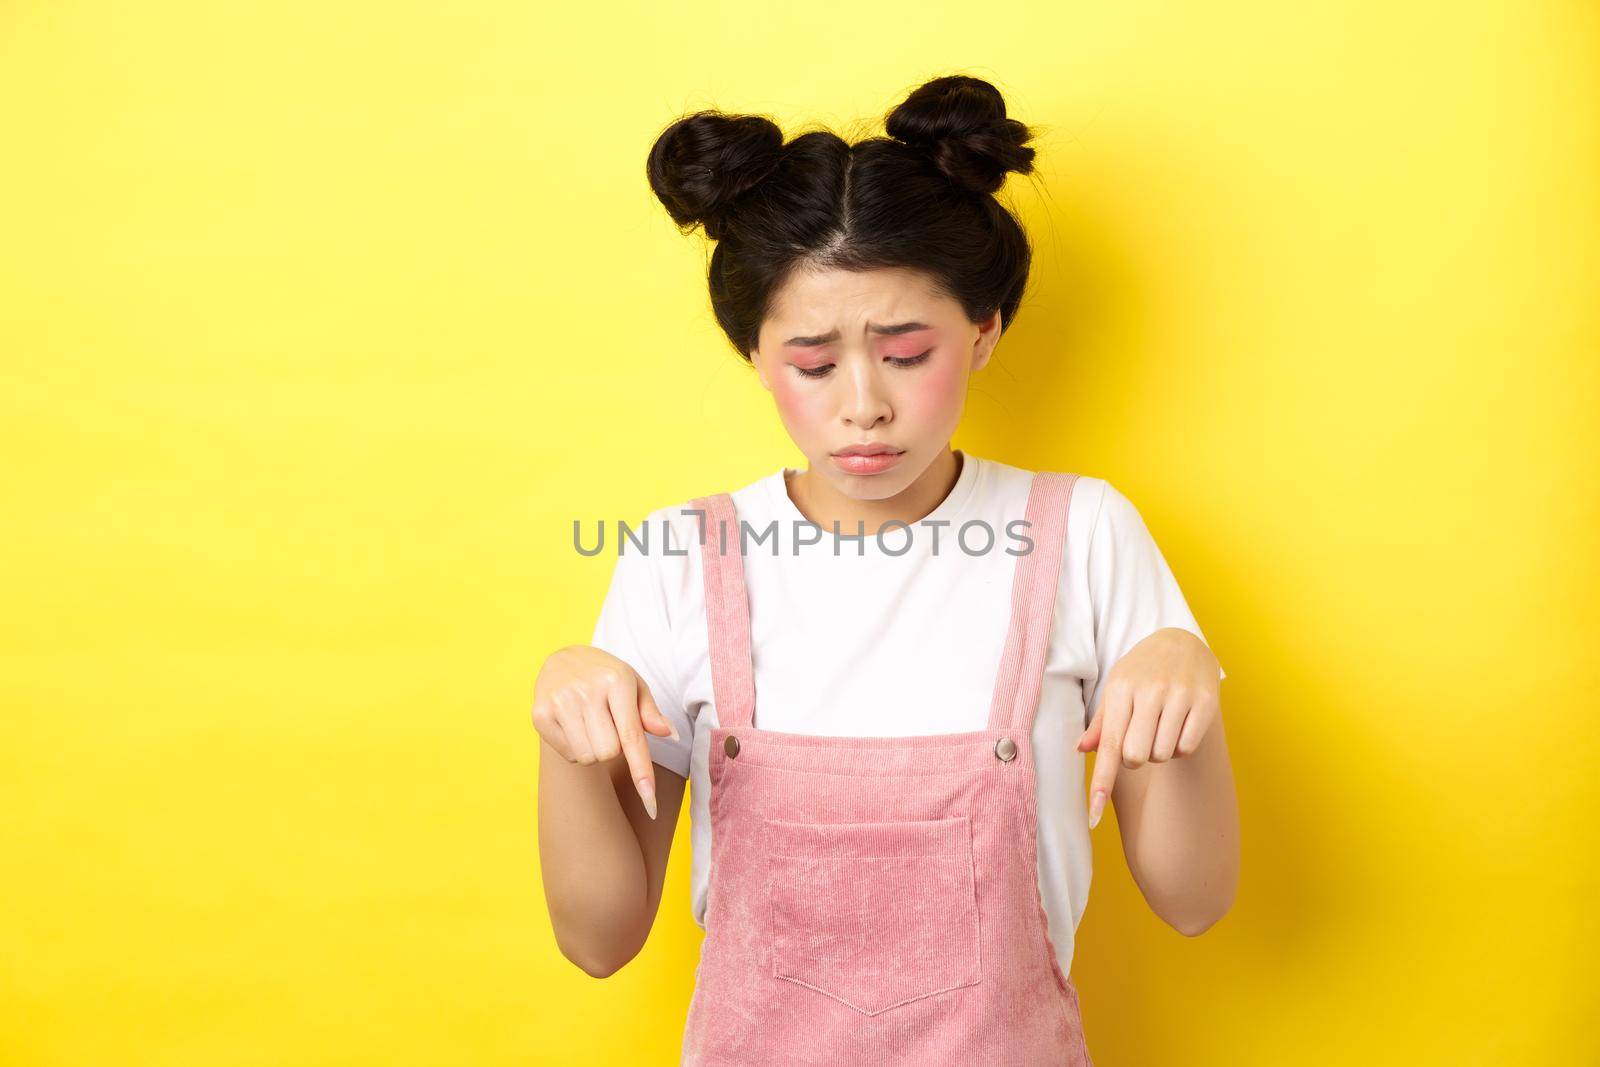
532, 644, 680, 819
1075, 628, 1222, 829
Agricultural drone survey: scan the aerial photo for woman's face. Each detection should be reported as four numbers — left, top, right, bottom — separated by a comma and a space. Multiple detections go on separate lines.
750, 265, 1001, 503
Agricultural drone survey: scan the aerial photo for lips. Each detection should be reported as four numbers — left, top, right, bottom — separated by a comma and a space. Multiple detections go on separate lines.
829, 448, 906, 475
833, 444, 904, 457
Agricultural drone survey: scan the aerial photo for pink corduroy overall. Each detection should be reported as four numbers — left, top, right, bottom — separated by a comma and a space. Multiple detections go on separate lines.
677, 470, 1093, 1066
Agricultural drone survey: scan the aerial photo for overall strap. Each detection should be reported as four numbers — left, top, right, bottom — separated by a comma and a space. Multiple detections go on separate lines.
986, 472, 1079, 734
693, 492, 756, 730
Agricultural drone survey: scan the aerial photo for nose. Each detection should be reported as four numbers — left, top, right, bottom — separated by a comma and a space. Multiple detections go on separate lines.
840, 358, 892, 430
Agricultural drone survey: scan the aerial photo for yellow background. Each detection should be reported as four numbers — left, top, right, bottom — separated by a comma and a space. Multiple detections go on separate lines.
2, 1, 1596, 1063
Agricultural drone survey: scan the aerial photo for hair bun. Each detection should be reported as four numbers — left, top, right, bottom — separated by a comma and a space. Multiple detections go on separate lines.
885, 75, 1036, 196
646, 110, 784, 240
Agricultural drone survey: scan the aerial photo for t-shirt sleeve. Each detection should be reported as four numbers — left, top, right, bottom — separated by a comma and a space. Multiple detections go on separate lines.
1083, 481, 1225, 725
588, 517, 693, 777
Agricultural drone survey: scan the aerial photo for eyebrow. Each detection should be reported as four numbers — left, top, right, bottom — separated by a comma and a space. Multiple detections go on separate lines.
782, 321, 933, 347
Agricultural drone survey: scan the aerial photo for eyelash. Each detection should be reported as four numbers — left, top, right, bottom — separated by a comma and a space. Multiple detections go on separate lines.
793, 349, 933, 379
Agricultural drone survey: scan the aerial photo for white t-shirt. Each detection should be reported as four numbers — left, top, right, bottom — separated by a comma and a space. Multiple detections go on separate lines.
588, 451, 1224, 978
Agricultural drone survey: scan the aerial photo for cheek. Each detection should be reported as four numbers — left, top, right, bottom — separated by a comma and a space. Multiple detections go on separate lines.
902, 357, 966, 417
769, 375, 829, 427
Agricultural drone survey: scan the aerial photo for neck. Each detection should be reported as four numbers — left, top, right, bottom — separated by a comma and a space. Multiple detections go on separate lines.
786, 448, 963, 536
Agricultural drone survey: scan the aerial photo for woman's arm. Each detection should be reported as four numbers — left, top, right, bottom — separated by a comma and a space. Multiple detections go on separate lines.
533, 644, 687, 977
1076, 482, 1239, 934
1088, 628, 1240, 935
538, 741, 685, 976
1111, 710, 1238, 934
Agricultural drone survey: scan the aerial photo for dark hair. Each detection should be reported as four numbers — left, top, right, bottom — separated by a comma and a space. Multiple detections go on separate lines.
646, 75, 1038, 361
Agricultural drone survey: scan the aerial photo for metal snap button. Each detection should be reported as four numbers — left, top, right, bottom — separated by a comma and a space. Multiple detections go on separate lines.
995, 736, 1017, 762
724, 735, 741, 758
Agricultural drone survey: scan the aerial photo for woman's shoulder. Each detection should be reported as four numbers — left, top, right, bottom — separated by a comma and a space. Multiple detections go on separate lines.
620, 467, 784, 574
964, 454, 1112, 516
647, 467, 783, 518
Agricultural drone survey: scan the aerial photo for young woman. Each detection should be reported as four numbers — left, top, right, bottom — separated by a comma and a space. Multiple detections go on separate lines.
535, 74, 1240, 1066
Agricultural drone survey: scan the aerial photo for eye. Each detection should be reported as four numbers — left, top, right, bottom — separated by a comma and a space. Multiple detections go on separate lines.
792, 349, 933, 380
889, 349, 934, 369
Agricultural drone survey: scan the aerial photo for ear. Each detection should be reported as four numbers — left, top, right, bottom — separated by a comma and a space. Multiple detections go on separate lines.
751, 348, 773, 392
971, 308, 1003, 372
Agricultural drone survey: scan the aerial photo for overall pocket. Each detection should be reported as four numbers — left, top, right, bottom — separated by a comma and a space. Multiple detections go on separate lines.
764, 814, 981, 1017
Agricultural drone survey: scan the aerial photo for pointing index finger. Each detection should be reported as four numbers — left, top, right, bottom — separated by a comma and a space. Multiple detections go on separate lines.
607, 670, 659, 820
1088, 686, 1130, 829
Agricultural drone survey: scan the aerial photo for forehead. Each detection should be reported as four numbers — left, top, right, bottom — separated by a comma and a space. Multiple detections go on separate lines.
765, 265, 950, 332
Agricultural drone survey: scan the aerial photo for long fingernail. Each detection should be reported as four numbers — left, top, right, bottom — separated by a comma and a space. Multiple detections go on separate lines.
668, 722, 681, 742
1088, 789, 1106, 829
637, 778, 657, 820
